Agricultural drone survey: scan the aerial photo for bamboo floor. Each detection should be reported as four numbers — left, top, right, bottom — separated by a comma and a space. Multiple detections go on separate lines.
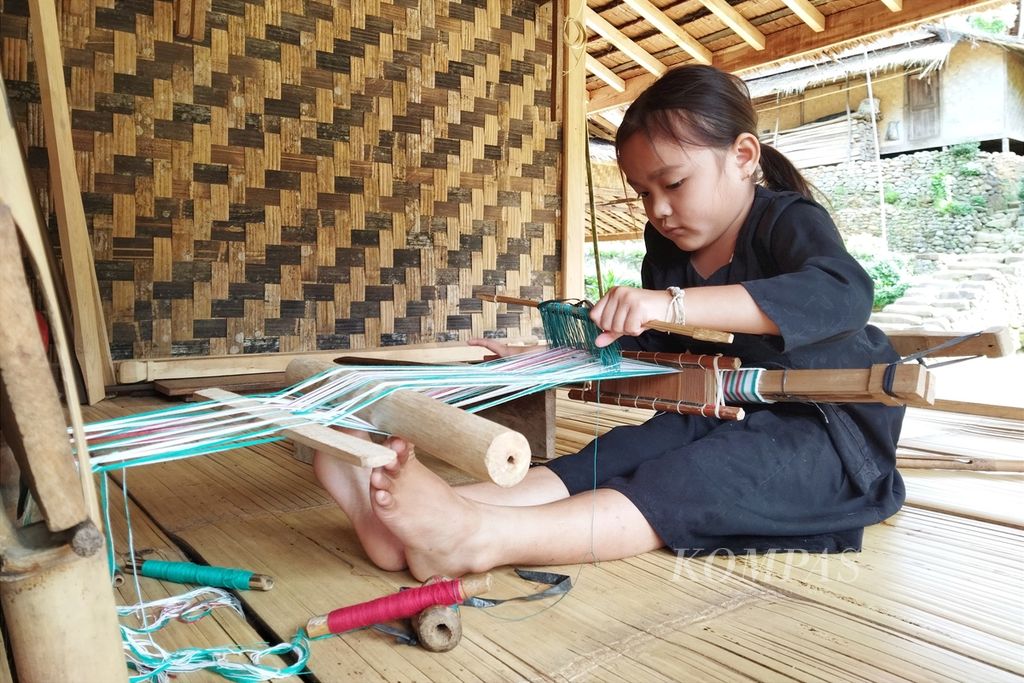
42, 392, 1024, 682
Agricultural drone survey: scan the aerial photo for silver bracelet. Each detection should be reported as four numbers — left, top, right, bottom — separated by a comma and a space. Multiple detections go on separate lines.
666, 287, 686, 325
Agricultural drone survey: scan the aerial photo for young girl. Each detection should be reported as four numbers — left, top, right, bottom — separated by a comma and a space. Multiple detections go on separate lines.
314, 64, 906, 582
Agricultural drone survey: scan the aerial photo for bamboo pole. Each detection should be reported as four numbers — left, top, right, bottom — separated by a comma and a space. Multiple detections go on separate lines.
0, 206, 127, 681
285, 358, 531, 486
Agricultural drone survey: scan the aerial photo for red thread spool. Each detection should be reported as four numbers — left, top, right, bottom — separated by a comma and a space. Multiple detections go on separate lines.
305, 574, 492, 638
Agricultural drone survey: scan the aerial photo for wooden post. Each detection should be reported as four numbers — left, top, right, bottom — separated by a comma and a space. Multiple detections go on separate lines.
25, 0, 115, 403
285, 358, 532, 486
560, 0, 587, 299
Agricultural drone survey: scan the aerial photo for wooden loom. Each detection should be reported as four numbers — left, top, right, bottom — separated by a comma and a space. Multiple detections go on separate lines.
565, 328, 1014, 419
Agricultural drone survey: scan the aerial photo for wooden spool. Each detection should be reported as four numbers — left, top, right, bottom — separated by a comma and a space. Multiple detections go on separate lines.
285, 358, 531, 486
413, 575, 464, 653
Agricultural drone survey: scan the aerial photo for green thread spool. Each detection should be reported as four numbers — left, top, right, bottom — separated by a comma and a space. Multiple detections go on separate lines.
134, 560, 275, 591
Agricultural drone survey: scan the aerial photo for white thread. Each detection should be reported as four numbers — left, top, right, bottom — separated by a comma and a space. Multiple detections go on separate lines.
666, 287, 686, 325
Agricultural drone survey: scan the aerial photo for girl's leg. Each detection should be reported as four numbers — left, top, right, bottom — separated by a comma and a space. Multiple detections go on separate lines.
369, 451, 663, 582
456, 466, 570, 506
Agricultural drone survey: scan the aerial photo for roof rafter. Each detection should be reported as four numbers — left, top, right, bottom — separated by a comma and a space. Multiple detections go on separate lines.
697, 0, 766, 51
781, 0, 826, 32
622, 0, 712, 65
584, 6, 667, 78
586, 0, 1006, 114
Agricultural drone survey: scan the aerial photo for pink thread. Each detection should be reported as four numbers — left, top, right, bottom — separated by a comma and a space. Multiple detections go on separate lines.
324, 579, 464, 634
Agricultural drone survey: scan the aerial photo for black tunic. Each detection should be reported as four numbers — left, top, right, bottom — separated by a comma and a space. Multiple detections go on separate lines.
547, 186, 906, 555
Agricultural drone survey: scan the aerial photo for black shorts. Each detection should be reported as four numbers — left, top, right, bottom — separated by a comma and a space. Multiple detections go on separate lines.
545, 408, 904, 555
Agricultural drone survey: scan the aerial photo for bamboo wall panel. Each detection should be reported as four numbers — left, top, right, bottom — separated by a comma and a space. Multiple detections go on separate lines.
1, 0, 560, 360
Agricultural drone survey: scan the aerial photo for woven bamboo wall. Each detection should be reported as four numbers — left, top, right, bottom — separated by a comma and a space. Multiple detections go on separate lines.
1, 0, 561, 359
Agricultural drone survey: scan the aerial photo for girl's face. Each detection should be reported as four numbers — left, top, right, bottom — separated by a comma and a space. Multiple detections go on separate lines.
617, 130, 757, 258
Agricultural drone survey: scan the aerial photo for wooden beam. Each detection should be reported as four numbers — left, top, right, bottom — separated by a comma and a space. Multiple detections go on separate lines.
714, 0, 1004, 75
621, 0, 712, 64
879, 0, 904, 11
25, 0, 115, 403
116, 342, 493, 383
587, 0, 1004, 113
885, 327, 1014, 359
780, 0, 826, 32
584, 6, 667, 78
697, 0, 766, 51
586, 54, 626, 92
563, 0, 588, 299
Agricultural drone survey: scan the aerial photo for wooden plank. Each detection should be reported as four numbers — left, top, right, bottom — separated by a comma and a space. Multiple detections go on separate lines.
25, 1, 115, 402
155, 372, 288, 397
583, 7, 667, 78
886, 326, 1014, 359
117, 342, 493, 383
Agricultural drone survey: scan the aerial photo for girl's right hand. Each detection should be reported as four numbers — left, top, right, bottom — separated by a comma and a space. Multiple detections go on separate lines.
589, 286, 672, 348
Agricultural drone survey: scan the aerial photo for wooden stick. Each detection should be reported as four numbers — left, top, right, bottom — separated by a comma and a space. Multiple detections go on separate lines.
194, 388, 399, 468
475, 293, 735, 344
285, 359, 531, 486
567, 389, 746, 421
25, 1, 116, 401
896, 456, 1024, 473
620, 350, 742, 369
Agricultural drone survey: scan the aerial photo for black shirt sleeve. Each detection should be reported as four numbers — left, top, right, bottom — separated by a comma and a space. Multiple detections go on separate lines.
740, 199, 874, 353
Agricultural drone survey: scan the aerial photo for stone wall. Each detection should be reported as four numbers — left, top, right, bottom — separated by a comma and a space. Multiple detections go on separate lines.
806, 149, 1023, 345
806, 149, 1023, 254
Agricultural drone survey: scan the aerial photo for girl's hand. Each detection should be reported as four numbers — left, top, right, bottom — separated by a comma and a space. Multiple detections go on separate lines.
589, 286, 672, 348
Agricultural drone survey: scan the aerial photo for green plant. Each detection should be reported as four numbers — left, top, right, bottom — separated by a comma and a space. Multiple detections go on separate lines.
584, 268, 640, 303
969, 15, 1007, 33
857, 256, 911, 310
949, 142, 980, 160
1018, 177, 1024, 203
883, 185, 901, 205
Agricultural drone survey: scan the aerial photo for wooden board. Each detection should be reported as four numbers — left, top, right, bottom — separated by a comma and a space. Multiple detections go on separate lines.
155, 373, 287, 398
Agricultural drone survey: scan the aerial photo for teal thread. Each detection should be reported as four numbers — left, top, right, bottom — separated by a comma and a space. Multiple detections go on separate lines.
139, 561, 255, 591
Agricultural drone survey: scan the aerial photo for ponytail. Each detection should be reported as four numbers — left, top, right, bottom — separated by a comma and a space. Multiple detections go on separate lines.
616, 65, 817, 203
759, 143, 813, 200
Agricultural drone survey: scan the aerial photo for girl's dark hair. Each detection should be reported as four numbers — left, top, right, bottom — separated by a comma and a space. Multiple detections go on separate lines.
615, 65, 813, 200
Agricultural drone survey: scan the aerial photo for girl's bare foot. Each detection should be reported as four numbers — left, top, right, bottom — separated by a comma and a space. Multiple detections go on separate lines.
369, 450, 491, 581
313, 434, 408, 571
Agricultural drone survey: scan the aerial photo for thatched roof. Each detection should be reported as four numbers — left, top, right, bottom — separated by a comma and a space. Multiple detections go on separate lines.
745, 31, 956, 99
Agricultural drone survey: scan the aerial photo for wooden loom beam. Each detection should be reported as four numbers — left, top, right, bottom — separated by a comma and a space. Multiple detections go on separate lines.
579, 352, 937, 417
284, 358, 532, 487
